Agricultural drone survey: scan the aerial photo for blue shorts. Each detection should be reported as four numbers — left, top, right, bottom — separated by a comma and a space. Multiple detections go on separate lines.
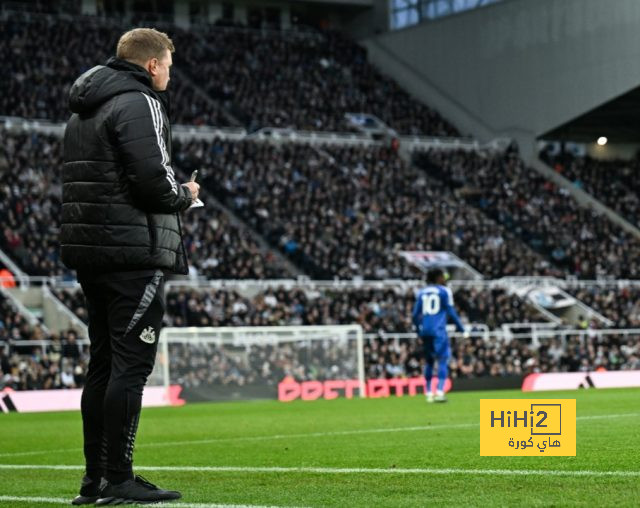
422, 334, 450, 361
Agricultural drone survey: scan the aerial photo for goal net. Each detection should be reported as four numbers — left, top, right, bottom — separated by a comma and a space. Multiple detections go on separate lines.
149, 325, 365, 402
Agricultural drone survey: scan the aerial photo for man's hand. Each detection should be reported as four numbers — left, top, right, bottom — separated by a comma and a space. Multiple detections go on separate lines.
182, 181, 200, 201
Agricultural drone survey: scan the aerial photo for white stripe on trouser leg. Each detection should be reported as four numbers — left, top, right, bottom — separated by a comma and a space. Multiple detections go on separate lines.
100, 433, 108, 468
124, 270, 162, 336
125, 411, 141, 462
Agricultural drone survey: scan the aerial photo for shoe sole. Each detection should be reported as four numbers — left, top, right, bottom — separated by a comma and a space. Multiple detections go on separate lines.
71, 495, 99, 505
435, 398, 448, 403
96, 497, 178, 505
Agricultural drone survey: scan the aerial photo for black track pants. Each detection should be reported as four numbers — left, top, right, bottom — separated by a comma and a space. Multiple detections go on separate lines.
79, 270, 165, 484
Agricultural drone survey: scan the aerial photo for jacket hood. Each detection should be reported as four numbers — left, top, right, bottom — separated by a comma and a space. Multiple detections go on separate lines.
68, 57, 154, 114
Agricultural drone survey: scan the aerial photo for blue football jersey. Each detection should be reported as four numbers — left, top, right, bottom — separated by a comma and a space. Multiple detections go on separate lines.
412, 284, 465, 337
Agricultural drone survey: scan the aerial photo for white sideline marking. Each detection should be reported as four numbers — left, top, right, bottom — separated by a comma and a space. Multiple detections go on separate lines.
0, 412, 637, 459
0, 422, 475, 458
0, 495, 295, 508
0, 464, 639, 478
141, 422, 478, 449
0, 448, 82, 458
139, 411, 640, 449
575, 412, 640, 420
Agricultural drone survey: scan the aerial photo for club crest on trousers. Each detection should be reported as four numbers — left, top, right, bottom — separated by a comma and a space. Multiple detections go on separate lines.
139, 326, 156, 344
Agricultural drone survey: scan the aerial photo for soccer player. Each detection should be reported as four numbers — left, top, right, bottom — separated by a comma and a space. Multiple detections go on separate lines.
412, 269, 468, 403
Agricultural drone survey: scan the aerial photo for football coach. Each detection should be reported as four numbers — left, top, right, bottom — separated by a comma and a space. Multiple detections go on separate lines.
61, 28, 199, 505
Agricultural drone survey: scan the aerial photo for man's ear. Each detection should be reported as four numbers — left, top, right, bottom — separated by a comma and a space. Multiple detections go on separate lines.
146, 58, 158, 76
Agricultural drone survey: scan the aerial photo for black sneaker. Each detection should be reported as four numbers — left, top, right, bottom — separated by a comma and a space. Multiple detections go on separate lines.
71, 475, 105, 505
95, 475, 181, 505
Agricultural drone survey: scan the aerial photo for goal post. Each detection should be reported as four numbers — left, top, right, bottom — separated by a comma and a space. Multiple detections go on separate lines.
152, 325, 366, 401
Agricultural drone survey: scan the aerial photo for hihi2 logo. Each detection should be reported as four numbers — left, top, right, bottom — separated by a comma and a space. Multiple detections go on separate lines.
480, 399, 576, 456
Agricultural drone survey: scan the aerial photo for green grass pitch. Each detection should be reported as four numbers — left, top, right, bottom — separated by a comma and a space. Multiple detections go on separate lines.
0, 388, 639, 507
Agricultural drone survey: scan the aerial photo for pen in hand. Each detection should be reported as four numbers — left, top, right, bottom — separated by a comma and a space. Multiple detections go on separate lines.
190, 170, 198, 182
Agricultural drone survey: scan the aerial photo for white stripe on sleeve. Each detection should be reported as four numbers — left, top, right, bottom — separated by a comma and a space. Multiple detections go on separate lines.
141, 92, 178, 195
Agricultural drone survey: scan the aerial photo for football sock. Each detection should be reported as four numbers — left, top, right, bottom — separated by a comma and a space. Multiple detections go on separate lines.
424, 363, 434, 393
437, 361, 448, 392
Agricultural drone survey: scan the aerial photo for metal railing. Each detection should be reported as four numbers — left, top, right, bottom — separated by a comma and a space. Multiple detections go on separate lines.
3, 327, 638, 356
366, 327, 640, 348
5, 275, 640, 293
0, 115, 487, 149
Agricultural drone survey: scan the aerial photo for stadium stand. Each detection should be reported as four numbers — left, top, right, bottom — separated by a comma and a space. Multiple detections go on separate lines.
0, 13, 458, 135
165, 328, 640, 388
414, 148, 640, 279
54, 282, 640, 332
0, 14, 230, 126
43, 283, 640, 389
569, 286, 640, 329
0, 129, 67, 277
2, 128, 560, 281
0, 128, 288, 279
53, 285, 544, 331
0, 291, 88, 390
181, 26, 460, 135
540, 150, 640, 230
164, 286, 543, 331
1, 4, 639, 394
182, 207, 288, 279
176, 139, 555, 279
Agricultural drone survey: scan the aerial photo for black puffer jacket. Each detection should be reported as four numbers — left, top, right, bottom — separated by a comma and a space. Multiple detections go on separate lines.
61, 58, 192, 276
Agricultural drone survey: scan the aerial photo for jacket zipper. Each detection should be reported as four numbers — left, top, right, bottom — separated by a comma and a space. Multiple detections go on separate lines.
146, 213, 157, 254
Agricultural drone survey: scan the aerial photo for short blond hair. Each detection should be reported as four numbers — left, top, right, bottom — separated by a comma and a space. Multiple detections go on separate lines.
116, 28, 174, 64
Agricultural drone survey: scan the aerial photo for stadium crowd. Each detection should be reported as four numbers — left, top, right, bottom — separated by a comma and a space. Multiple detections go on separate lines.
168, 339, 357, 389
164, 329, 640, 388
184, 27, 459, 135
181, 206, 288, 279
162, 286, 543, 332
7, 129, 640, 283
161, 286, 640, 385
414, 148, 640, 279
0, 129, 287, 280
0, 129, 66, 277
569, 286, 640, 329
0, 128, 555, 282
541, 150, 640, 230
54, 285, 544, 332
10, 128, 634, 283
1, 13, 458, 136
176, 139, 555, 279
0, 292, 88, 390
0, 14, 229, 126
7, 283, 640, 391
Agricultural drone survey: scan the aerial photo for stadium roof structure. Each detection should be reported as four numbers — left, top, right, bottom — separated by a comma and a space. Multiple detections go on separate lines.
540, 84, 640, 143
